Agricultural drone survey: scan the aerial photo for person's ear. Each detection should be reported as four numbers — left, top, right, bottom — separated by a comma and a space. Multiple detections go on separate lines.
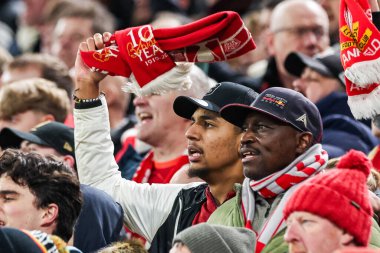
266, 31, 276, 56
340, 231, 355, 246
62, 155, 75, 170
41, 203, 59, 228
296, 132, 313, 154
41, 114, 55, 122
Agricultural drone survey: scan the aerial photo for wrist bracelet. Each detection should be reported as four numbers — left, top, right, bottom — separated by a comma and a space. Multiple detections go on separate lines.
72, 92, 105, 103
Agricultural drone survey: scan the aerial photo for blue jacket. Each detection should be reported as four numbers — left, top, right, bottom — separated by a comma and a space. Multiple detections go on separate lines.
74, 185, 125, 252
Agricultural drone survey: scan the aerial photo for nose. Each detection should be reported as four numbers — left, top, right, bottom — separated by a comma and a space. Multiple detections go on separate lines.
133, 95, 149, 107
302, 32, 318, 48
284, 221, 301, 243
185, 123, 200, 141
292, 78, 305, 93
240, 129, 256, 145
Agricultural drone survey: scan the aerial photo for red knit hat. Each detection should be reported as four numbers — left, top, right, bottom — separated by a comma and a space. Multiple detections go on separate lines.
334, 247, 380, 253
283, 149, 373, 246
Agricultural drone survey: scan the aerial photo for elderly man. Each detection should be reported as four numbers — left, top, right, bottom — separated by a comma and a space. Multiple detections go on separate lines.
255, 0, 330, 90
209, 87, 328, 252
283, 150, 380, 252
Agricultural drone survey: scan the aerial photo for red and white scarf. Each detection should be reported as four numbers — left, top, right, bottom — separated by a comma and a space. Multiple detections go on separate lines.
80, 11, 255, 96
241, 144, 328, 253
339, 0, 380, 119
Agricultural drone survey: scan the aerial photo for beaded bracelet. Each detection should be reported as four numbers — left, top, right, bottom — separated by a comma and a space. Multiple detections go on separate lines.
72, 92, 105, 104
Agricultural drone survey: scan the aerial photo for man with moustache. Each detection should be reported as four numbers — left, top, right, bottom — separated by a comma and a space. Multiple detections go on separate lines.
208, 87, 329, 252
73, 32, 258, 253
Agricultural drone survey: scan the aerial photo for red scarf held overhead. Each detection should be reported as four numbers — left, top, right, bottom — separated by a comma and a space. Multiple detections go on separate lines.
80, 11, 255, 95
339, 0, 380, 120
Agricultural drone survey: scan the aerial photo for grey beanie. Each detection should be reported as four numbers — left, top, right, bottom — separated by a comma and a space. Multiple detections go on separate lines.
172, 223, 256, 253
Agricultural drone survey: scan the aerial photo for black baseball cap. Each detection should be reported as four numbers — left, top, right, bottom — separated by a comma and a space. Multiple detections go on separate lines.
221, 87, 323, 143
173, 81, 258, 119
0, 121, 75, 157
284, 50, 345, 86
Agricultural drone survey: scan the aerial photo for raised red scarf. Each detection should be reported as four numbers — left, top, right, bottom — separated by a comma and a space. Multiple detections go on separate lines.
80, 11, 255, 95
339, 0, 380, 119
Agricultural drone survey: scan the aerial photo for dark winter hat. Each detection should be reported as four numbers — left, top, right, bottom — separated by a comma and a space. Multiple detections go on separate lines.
221, 87, 323, 143
0, 121, 74, 158
172, 223, 256, 253
283, 150, 373, 246
173, 81, 258, 120
284, 50, 345, 85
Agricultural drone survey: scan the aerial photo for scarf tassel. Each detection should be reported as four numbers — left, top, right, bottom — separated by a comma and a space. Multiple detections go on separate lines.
347, 84, 380, 119
345, 58, 380, 87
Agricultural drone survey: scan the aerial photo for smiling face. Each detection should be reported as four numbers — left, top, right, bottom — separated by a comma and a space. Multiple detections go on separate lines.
0, 175, 45, 230
185, 108, 242, 181
133, 92, 188, 147
240, 112, 303, 180
285, 211, 354, 253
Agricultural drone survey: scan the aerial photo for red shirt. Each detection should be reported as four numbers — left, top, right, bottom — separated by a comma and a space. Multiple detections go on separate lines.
192, 187, 236, 224
133, 151, 189, 184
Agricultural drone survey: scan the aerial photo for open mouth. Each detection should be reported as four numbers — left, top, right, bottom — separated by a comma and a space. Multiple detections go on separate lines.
240, 147, 259, 160
187, 145, 203, 162
0, 220, 5, 226
137, 112, 152, 123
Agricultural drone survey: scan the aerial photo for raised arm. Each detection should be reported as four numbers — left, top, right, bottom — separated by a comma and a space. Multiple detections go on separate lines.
73, 33, 186, 242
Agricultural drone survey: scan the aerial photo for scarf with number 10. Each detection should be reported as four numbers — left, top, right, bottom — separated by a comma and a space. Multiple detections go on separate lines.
80, 11, 256, 96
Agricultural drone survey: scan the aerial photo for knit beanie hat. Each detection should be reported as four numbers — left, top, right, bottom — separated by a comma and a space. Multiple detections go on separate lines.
334, 247, 380, 253
172, 223, 256, 253
283, 149, 373, 246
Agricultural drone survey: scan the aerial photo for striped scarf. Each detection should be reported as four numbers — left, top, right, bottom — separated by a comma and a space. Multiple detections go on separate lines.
242, 144, 328, 253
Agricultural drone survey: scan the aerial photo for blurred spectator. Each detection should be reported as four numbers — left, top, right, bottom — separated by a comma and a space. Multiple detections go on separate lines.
99, 76, 135, 154
284, 50, 378, 157
316, 0, 340, 46
246, 0, 283, 78
255, 0, 330, 90
0, 78, 70, 131
0, 46, 13, 80
2, 53, 73, 98
51, 0, 115, 69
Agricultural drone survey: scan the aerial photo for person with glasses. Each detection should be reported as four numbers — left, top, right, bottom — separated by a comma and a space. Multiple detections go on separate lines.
253, 0, 330, 92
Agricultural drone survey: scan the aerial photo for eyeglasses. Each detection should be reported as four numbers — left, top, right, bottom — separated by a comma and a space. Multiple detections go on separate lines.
273, 26, 326, 39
